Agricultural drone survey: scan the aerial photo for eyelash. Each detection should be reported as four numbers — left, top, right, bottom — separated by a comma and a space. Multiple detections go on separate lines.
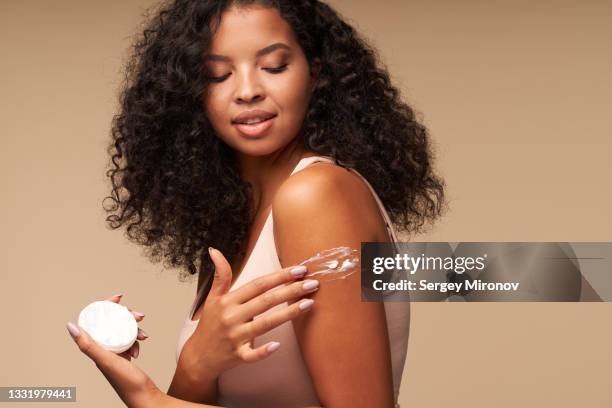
207, 64, 288, 83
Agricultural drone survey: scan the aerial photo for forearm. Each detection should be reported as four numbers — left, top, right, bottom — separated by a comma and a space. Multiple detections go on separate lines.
153, 390, 322, 408
167, 362, 218, 404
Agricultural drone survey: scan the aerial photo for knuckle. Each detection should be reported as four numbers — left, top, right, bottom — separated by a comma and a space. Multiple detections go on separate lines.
259, 317, 273, 332
291, 303, 303, 317
219, 312, 233, 327
217, 296, 230, 309
227, 328, 240, 343
78, 340, 91, 354
252, 277, 267, 290
293, 282, 304, 296
246, 322, 258, 339
260, 292, 275, 307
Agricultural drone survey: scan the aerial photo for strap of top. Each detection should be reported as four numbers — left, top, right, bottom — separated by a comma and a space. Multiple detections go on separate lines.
289, 155, 335, 176
291, 155, 399, 245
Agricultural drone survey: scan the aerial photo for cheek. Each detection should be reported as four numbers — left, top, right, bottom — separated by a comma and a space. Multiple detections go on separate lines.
203, 91, 228, 125
271, 73, 312, 116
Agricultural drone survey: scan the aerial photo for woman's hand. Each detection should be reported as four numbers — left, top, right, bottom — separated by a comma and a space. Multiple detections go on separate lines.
174, 247, 319, 391
66, 294, 161, 408
109, 294, 150, 361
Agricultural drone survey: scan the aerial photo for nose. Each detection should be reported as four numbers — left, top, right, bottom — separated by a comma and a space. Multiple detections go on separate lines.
234, 69, 264, 104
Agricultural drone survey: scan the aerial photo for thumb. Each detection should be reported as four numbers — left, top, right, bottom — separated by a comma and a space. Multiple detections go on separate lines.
66, 321, 113, 369
208, 247, 233, 297
66, 321, 152, 405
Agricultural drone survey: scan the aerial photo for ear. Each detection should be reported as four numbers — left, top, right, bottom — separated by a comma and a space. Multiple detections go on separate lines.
309, 57, 322, 92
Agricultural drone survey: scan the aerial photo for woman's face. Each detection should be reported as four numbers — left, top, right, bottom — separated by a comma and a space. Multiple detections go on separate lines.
203, 5, 317, 157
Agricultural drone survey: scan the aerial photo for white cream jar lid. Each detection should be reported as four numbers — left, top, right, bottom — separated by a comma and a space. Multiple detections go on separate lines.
77, 300, 138, 354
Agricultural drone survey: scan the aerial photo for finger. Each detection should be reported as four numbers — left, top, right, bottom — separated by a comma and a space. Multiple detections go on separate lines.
118, 350, 132, 361
229, 264, 308, 304
66, 321, 117, 370
66, 322, 154, 406
105, 293, 124, 303
130, 341, 140, 359
208, 247, 233, 297
119, 307, 145, 322
131, 310, 145, 322
237, 341, 281, 363
137, 328, 148, 340
236, 298, 315, 340
103, 295, 145, 322
236, 279, 319, 322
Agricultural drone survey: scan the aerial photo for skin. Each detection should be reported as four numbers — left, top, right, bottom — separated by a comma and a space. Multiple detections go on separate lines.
202, 4, 321, 219
68, 4, 396, 408
273, 164, 395, 407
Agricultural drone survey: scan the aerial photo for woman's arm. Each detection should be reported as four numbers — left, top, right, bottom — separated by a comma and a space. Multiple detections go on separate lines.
273, 164, 395, 408
167, 362, 218, 404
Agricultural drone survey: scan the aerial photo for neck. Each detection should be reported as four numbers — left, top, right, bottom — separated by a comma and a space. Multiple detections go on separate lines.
235, 136, 316, 214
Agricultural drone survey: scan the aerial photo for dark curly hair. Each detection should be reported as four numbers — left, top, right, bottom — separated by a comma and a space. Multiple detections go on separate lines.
104, 0, 446, 284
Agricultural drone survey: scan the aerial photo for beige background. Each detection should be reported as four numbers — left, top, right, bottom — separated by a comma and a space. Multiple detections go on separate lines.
1, 0, 610, 406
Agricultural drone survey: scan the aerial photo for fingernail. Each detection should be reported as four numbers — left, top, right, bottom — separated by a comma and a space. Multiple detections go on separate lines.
208, 246, 214, 256
266, 342, 280, 353
133, 311, 145, 318
302, 279, 319, 291
66, 321, 80, 339
298, 298, 315, 311
138, 328, 149, 338
132, 346, 139, 358
113, 293, 124, 299
290, 265, 307, 277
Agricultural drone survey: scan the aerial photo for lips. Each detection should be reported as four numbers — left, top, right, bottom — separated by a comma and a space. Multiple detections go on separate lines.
233, 116, 276, 138
232, 109, 277, 125
232, 109, 277, 138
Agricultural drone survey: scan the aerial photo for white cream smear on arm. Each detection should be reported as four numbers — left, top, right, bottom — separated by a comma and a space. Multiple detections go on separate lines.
298, 246, 359, 281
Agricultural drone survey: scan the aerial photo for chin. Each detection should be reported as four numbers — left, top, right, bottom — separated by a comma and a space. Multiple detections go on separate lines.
223, 130, 296, 157
228, 138, 289, 157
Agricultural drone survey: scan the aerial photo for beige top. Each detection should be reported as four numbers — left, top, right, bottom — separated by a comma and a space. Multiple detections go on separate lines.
175, 155, 410, 407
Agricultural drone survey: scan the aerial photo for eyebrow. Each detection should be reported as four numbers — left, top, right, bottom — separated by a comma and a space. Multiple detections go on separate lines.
204, 42, 291, 62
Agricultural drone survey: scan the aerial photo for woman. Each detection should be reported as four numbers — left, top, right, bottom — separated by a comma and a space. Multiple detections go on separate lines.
66, 0, 445, 407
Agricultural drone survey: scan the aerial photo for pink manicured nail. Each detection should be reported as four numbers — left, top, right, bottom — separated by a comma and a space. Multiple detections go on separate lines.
138, 328, 149, 339
66, 322, 80, 339
298, 299, 315, 311
131, 346, 139, 358
266, 342, 280, 353
133, 311, 145, 318
112, 293, 124, 299
302, 280, 319, 291
290, 266, 307, 277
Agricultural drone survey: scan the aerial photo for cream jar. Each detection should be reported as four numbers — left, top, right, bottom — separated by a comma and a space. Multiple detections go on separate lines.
77, 300, 138, 353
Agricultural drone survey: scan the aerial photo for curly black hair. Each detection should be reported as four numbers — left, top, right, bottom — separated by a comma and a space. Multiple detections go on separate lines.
104, 0, 446, 283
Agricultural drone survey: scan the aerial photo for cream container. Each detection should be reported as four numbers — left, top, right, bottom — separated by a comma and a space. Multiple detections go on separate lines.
77, 300, 138, 353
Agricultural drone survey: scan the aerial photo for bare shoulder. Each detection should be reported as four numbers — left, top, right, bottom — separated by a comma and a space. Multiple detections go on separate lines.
272, 163, 385, 240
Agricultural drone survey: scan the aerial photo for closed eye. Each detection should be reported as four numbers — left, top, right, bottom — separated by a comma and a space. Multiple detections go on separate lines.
263, 64, 288, 74
206, 73, 231, 83
205, 64, 288, 83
